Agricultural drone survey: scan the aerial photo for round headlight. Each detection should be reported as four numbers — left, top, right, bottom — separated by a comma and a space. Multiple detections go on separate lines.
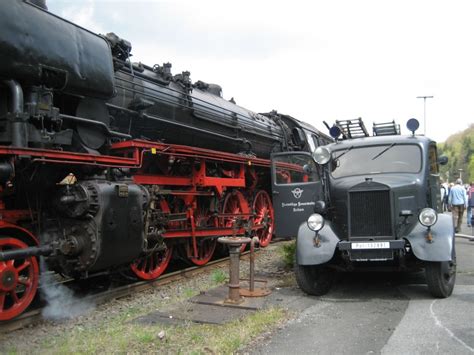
307, 213, 325, 231
418, 208, 437, 227
313, 146, 331, 165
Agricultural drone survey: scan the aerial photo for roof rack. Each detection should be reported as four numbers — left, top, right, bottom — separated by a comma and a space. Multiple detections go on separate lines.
335, 118, 369, 138
373, 121, 400, 136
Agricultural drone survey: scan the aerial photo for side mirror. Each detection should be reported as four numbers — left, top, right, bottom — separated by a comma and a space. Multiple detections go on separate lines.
437, 156, 448, 165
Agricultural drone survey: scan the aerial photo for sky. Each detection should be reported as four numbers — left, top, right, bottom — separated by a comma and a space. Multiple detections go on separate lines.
46, 0, 474, 142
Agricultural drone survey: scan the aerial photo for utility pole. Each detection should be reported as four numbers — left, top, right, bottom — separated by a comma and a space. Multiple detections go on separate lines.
416, 96, 434, 135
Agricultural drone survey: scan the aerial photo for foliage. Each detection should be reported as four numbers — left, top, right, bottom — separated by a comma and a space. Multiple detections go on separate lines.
278, 241, 296, 270
438, 124, 474, 183
19, 307, 287, 353
210, 268, 227, 284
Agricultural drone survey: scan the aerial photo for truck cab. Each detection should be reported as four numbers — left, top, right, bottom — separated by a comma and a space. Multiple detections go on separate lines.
271, 119, 456, 298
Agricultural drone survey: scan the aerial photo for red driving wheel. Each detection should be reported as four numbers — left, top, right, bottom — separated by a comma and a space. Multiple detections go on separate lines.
221, 190, 250, 252
185, 204, 218, 266
0, 237, 39, 321
252, 190, 274, 247
130, 241, 173, 280
131, 199, 173, 280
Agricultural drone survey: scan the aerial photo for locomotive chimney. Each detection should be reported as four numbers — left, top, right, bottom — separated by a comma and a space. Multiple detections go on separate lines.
27, 0, 48, 10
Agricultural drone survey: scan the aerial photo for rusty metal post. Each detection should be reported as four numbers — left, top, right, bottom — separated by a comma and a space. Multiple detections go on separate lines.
249, 236, 258, 292
217, 236, 251, 304
239, 236, 272, 298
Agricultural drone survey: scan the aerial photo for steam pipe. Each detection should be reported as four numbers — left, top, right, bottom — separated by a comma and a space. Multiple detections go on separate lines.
3, 80, 27, 147
3, 80, 23, 114
0, 245, 53, 261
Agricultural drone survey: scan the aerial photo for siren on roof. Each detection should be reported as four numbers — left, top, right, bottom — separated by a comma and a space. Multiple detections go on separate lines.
406, 118, 420, 136
329, 125, 342, 139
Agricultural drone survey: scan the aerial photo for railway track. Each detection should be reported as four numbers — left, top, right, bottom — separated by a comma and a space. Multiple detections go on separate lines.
0, 249, 259, 333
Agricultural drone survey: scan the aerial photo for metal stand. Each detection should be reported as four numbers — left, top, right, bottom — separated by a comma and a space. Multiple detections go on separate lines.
239, 237, 271, 297
217, 236, 251, 304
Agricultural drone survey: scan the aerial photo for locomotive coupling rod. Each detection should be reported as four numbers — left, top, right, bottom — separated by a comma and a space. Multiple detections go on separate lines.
0, 245, 53, 261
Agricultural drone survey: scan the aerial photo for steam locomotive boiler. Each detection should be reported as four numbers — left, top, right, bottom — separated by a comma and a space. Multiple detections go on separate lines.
0, 0, 330, 321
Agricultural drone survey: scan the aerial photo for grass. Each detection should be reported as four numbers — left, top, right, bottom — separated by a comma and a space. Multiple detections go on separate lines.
25, 307, 287, 353
278, 240, 296, 270
3, 265, 287, 354
210, 269, 227, 284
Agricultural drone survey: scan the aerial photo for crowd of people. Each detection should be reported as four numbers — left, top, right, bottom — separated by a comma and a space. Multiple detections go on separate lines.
440, 179, 474, 233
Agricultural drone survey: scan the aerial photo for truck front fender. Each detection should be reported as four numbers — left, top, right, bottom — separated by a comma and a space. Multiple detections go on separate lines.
405, 213, 454, 262
296, 220, 340, 265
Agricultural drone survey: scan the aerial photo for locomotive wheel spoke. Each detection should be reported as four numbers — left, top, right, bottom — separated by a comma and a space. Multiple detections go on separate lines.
18, 278, 32, 287
15, 260, 30, 273
0, 237, 39, 321
252, 190, 274, 247
10, 290, 19, 303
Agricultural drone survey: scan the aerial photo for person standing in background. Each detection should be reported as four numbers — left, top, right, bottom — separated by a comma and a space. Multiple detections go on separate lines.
467, 181, 474, 228
440, 181, 447, 212
449, 179, 468, 233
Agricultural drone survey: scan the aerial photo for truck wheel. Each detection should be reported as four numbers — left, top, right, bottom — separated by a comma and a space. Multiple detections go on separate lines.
425, 249, 456, 298
294, 263, 334, 296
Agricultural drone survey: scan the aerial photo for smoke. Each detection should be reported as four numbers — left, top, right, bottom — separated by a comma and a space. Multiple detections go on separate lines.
40, 258, 96, 321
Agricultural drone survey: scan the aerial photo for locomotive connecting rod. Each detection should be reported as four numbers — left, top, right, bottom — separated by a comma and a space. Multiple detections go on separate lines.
0, 245, 53, 262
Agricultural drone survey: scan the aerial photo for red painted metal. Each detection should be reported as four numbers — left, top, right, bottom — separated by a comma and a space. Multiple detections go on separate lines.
185, 203, 218, 266
0, 210, 32, 225
130, 242, 173, 280
220, 190, 251, 253
252, 190, 275, 247
0, 237, 39, 321
0, 222, 39, 246
133, 175, 192, 186
130, 199, 173, 280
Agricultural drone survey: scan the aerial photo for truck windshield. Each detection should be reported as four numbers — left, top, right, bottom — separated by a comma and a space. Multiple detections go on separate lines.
331, 144, 422, 178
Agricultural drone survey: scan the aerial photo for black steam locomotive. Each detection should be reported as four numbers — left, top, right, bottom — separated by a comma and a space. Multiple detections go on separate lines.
0, 0, 330, 321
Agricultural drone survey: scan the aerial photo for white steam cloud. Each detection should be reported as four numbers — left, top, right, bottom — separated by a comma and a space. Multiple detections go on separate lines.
40, 258, 96, 321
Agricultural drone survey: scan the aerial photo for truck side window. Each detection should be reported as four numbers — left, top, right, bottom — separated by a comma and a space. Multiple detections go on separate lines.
274, 155, 319, 185
429, 144, 438, 174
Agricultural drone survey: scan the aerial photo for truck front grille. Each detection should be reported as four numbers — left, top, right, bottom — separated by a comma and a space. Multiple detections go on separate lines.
349, 190, 392, 238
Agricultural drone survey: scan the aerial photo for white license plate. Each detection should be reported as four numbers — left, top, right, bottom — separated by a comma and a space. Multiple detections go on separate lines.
351, 242, 390, 249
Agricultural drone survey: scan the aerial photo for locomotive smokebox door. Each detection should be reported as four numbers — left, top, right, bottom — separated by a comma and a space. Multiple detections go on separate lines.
271, 152, 323, 237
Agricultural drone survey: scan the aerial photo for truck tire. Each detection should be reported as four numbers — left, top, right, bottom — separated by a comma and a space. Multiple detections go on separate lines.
425, 248, 456, 298
294, 263, 334, 296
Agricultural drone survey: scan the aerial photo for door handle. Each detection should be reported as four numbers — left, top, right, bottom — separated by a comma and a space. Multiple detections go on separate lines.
272, 191, 279, 195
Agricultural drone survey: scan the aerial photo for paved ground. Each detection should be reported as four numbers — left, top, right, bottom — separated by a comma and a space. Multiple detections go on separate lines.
253, 216, 474, 355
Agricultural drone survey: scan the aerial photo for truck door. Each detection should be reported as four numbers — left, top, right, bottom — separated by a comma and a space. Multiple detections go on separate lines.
271, 152, 323, 238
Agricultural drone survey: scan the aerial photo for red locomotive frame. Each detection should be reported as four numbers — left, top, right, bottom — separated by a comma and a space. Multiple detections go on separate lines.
0, 140, 275, 320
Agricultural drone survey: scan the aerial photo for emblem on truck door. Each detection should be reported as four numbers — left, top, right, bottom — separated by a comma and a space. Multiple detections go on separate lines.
291, 188, 304, 199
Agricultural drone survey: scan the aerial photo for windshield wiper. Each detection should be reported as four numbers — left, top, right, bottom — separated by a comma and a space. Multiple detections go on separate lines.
334, 145, 354, 160
371, 143, 396, 160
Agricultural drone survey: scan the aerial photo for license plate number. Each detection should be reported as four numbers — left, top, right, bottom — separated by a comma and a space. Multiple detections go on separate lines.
351, 242, 390, 249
